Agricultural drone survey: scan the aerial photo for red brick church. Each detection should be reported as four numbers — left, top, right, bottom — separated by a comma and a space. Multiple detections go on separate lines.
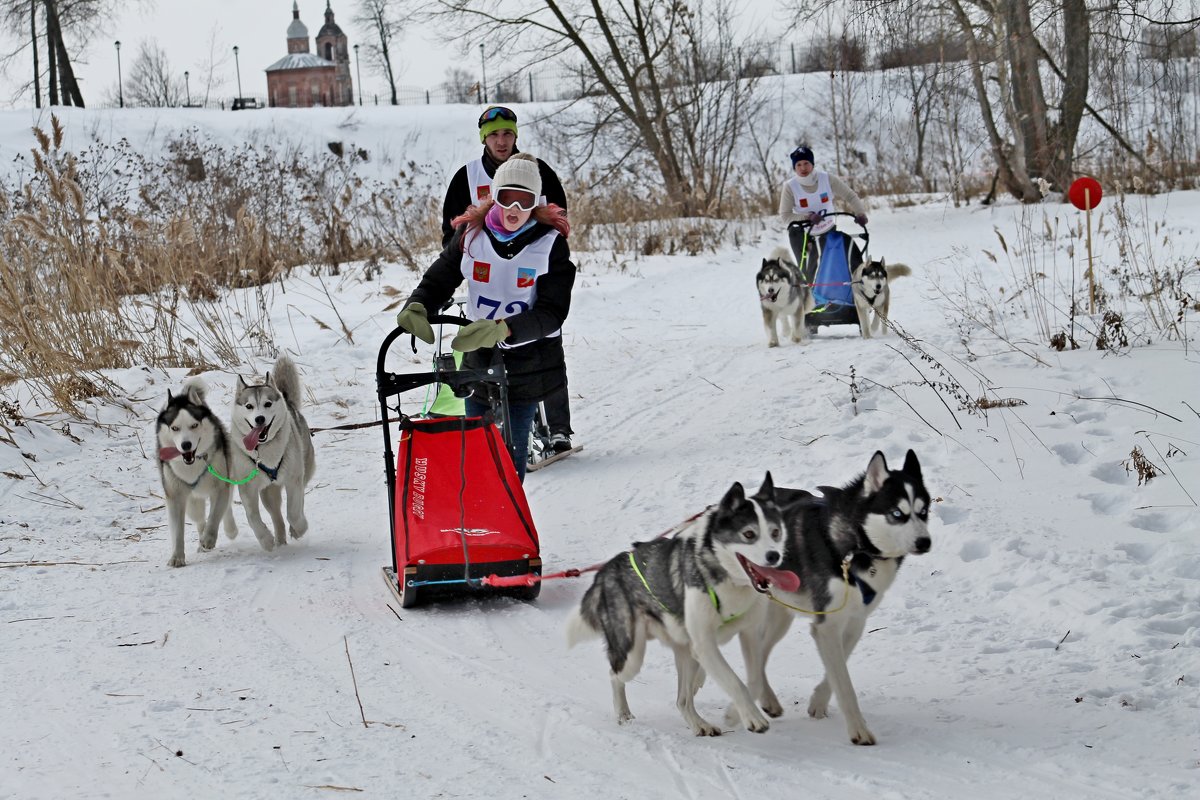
266, 2, 354, 108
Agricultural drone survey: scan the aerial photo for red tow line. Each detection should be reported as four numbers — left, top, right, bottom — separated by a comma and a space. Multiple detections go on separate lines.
480, 505, 715, 588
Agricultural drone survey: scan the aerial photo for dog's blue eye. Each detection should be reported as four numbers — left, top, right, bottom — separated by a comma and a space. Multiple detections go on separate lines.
891, 509, 905, 520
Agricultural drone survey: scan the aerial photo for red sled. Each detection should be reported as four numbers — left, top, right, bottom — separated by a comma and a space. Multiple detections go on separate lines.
377, 319, 541, 608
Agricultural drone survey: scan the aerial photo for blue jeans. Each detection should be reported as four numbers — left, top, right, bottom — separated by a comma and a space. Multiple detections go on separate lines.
466, 397, 536, 482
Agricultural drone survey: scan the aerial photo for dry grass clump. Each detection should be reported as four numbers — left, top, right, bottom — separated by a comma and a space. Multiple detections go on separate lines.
0, 116, 443, 415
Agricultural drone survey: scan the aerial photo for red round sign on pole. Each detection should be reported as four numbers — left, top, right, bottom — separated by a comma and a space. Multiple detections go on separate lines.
1069, 176, 1103, 210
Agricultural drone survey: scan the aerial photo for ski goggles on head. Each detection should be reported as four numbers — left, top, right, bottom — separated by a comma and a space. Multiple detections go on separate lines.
494, 188, 537, 211
478, 106, 517, 127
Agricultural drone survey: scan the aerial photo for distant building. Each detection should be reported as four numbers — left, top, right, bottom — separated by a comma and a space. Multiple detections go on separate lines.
265, 2, 353, 108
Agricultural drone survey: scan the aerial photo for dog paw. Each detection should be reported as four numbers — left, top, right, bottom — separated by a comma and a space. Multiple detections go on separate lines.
290, 520, 308, 539
167, 553, 186, 568
849, 724, 876, 745
691, 719, 722, 737
198, 531, 217, 551
761, 692, 784, 718
768, 339, 779, 348
274, 531, 289, 547
743, 710, 771, 733
807, 700, 830, 719
616, 711, 635, 725
253, 529, 275, 552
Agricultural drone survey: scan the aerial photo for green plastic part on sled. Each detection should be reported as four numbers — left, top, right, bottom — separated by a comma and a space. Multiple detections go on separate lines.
428, 351, 466, 417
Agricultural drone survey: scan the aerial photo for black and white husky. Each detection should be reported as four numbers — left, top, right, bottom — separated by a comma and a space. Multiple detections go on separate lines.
230, 355, 316, 552
155, 378, 238, 567
567, 475, 801, 736
757, 246, 813, 347
852, 258, 911, 338
733, 450, 932, 745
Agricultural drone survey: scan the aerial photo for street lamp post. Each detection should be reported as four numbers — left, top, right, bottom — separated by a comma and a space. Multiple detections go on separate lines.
353, 44, 362, 106
114, 40, 123, 108
479, 43, 487, 104
184, 71, 191, 107
232, 45, 243, 105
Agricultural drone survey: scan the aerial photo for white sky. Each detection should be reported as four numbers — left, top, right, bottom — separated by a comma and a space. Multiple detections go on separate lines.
0, 0, 786, 109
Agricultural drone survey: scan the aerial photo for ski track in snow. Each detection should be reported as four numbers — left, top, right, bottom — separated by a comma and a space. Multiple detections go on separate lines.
3, 198, 1199, 798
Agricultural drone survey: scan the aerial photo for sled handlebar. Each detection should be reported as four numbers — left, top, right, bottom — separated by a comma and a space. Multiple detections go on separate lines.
788, 211, 869, 239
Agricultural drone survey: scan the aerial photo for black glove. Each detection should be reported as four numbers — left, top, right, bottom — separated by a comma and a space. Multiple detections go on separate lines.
854, 214, 868, 226
807, 211, 825, 225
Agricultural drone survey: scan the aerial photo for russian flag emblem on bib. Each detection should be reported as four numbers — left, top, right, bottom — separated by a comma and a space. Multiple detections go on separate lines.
473, 261, 491, 282
477, 185, 491, 201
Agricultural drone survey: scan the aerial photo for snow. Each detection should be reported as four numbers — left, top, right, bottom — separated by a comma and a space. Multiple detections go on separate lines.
1, 106, 1199, 800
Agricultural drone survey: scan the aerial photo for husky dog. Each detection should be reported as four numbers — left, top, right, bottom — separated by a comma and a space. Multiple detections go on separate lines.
852, 258, 911, 338
757, 246, 813, 347
156, 378, 238, 567
566, 475, 802, 736
733, 450, 932, 745
230, 355, 316, 551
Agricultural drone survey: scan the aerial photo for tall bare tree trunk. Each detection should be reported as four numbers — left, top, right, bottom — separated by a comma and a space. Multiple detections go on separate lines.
1052, 0, 1090, 189
45, 0, 57, 105
1004, 0, 1049, 175
44, 0, 83, 107
31, 0, 40, 108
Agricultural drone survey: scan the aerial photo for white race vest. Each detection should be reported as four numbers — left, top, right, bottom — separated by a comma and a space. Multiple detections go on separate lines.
789, 171, 835, 234
459, 229, 560, 348
466, 159, 494, 206
466, 157, 549, 208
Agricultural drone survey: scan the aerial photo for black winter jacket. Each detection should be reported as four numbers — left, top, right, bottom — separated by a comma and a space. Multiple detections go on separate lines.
407, 223, 576, 404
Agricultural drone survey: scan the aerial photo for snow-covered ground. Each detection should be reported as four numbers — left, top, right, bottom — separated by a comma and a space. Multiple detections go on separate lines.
1, 107, 1198, 799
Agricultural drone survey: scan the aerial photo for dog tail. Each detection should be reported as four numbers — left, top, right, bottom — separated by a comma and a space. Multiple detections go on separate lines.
269, 355, 304, 409
886, 262, 912, 279
767, 244, 794, 266
181, 376, 208, 406
565, 607, 601, 648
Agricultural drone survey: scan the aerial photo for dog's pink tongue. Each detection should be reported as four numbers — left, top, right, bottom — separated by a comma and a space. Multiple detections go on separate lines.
757, 564, 801, 593
243, 426, 266, 451
158, 446, 181, 461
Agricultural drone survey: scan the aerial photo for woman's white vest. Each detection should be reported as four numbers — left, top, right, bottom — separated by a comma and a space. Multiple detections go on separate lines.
459, 230, 560, 348
788, 171, 835, 234
466, 158, 548, 207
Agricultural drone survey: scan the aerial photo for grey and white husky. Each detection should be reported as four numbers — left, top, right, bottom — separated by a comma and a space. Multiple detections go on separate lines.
567, 475, 801, 736
757, 245, 813, 347
733, 450, 932, 745
230, 355, 316, 551
156, 378, 238, 567
852, 258, 911, 338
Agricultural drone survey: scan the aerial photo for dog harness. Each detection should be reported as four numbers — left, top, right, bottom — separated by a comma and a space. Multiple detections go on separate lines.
176, 452, 211, 489
627, 550, 745, 625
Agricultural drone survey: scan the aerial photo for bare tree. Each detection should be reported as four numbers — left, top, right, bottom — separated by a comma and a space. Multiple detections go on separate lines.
354, 0, 401, 105
440, 65, 476, 103
0, 0, 127, 106
425, 0, 766, 216
124, 38, 180, 107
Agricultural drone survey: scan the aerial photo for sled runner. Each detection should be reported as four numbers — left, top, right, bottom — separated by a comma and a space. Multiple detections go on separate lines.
526, 402, 583, 471
377, 316, 541, 608
788, 211, 869, 331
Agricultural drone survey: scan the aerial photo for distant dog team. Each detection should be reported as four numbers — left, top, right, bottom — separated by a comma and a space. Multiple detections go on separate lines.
756, 244, 912, 344
155, 355, 316, 567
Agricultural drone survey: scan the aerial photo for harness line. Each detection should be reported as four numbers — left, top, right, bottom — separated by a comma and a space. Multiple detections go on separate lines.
766, 555, 853, 615
206, 464, 261, 486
